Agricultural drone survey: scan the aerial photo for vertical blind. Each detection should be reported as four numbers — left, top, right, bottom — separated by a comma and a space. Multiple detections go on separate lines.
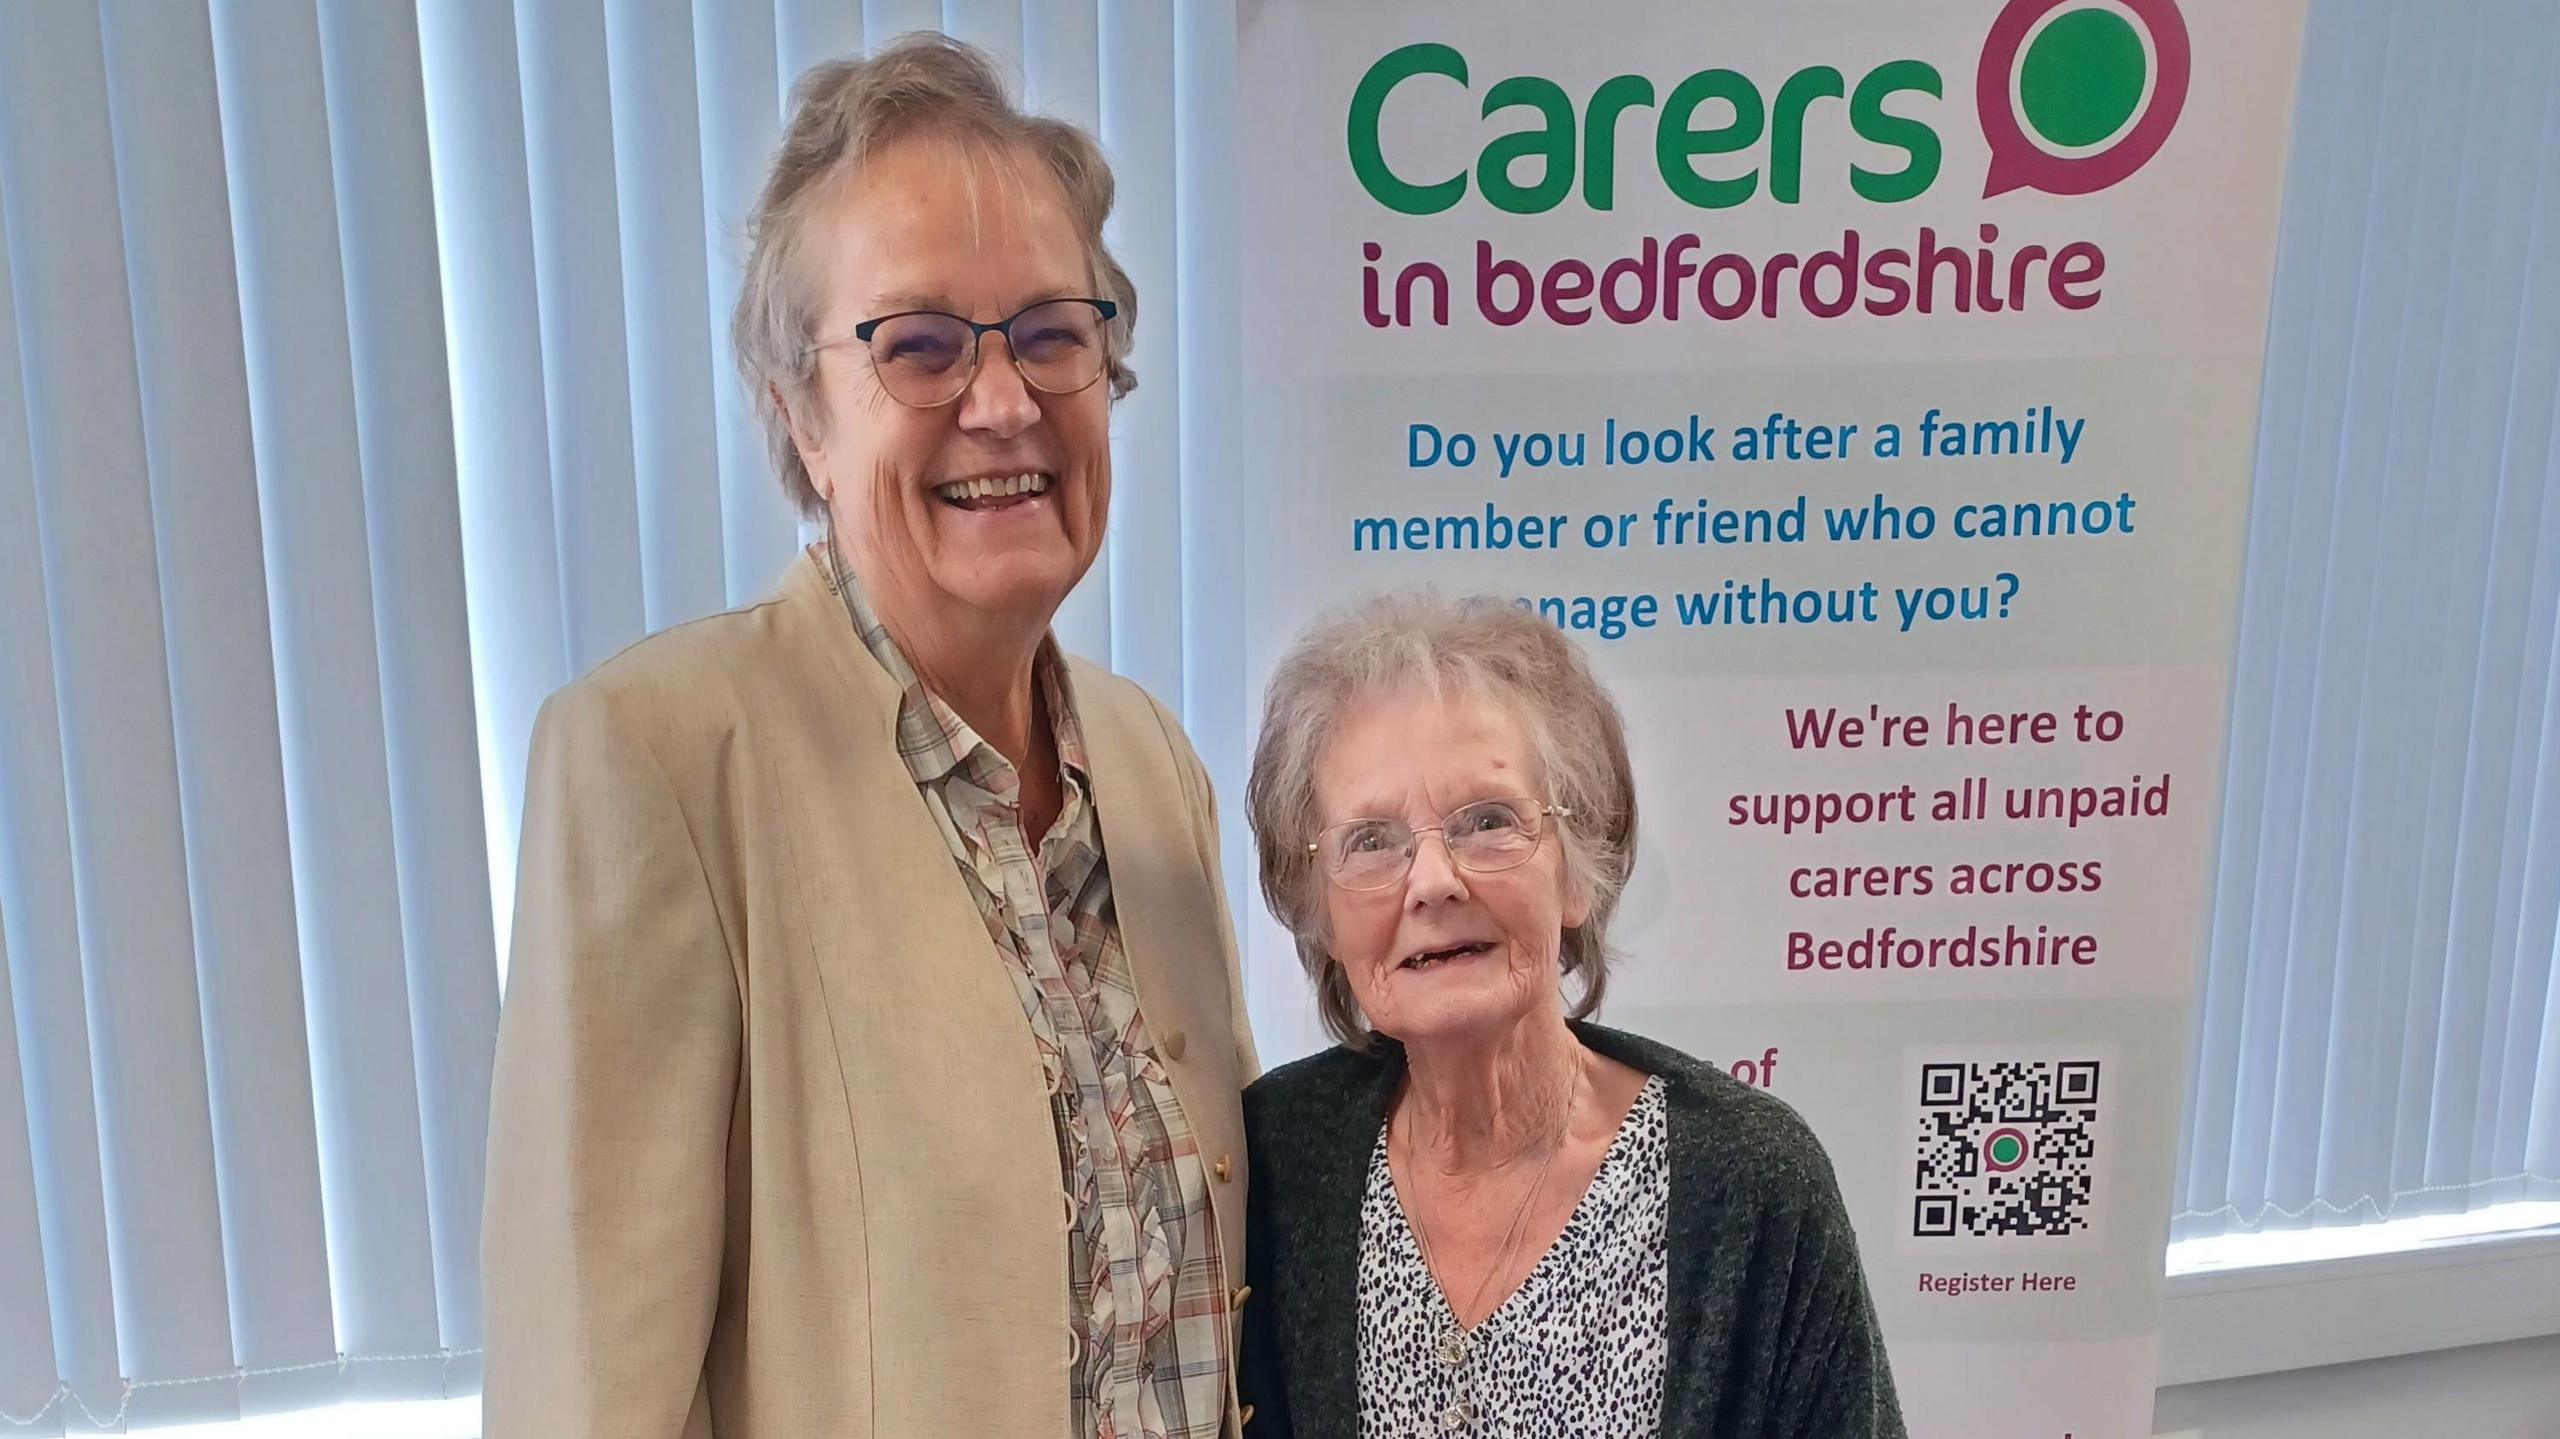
2175, 0, 2560, 1242
0, 1, 498, 1430
0, 0, 1242, 1430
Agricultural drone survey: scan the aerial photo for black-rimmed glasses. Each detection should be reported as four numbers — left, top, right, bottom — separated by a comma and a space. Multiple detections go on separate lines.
1308, 797, 1571, 892
806, 297, 1118, 409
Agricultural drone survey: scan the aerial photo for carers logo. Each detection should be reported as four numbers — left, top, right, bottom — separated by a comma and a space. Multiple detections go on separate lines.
1978, 0, 2191, 197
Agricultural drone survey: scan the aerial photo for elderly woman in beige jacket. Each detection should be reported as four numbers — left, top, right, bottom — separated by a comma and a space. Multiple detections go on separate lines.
481, 36, 1256, 1439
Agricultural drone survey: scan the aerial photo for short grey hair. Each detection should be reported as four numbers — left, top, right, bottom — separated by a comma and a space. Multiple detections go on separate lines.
1245, 591, 1639, 1049
731, 33, 1139, 519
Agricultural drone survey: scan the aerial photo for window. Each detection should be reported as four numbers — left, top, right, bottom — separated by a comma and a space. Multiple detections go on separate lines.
2170, 0, 2560, 1269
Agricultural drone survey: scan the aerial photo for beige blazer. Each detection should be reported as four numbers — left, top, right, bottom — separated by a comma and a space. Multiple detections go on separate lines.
482, 552, 1258, 1438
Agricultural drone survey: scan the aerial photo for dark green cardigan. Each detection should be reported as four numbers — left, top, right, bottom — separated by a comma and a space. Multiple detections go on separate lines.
1237, 1022, 1905, 1438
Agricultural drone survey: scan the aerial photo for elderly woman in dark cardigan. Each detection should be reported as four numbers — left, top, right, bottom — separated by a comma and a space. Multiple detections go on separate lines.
1236, 593, 1904, 1438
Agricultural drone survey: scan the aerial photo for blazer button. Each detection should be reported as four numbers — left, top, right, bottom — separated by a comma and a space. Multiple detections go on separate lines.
1161, 1029, 1187, 1062
1230, 1284, 1252, 1310
1239, 1403, 1256, 1426
1213, 1155, 1232, 1184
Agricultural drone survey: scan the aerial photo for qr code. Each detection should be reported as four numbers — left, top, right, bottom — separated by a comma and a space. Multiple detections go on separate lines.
1911, 1059, 2099, 1239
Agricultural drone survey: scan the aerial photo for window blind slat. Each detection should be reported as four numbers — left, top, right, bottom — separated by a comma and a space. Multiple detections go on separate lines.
1099, 0, 1180, 707
2520, 430, 2560, 1178
939, 0, 1022, 75
2484, 27, 2560, 1185
99, 2, 339, 1408
604, 0, 730, 635
2401, 13, 2514, 1199
2208, 0, 2357, 1222
0, 6, 233, 1424
864, 0, 942, 48
317, 0, 501, 1374
417, 0, 571, 959
521, 0, 648, 681
0, 173, 117, 1434
2371, 7, 2471, 1212
693, 0, 798, 603
206, 0, 447, 1396
775, 0, 865, 105
2311, 0, 2430, 1211
2256, 0, 2391, 1214
0, 918, 61, 1432
2431, 11, 2551, 1190
1173, 0, 1249, 932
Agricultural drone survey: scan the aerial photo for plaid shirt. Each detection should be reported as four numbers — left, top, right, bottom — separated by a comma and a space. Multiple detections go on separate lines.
832, 555, 1228, 1439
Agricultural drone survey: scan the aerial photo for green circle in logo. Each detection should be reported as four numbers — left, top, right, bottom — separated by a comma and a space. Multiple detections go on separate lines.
1989, 1134, 2024, 1166
2018, 8, 2150, 149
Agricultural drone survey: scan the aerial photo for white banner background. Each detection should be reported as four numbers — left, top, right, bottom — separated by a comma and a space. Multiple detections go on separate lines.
1237, 2, 2307, 1434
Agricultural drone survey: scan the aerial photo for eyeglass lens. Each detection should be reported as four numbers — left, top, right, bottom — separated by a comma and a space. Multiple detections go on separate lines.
1322, 799, 1545, 890
865, 299, 1110, 406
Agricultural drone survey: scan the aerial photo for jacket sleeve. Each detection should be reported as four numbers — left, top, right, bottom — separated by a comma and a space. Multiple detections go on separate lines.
481, 681, 740, 1439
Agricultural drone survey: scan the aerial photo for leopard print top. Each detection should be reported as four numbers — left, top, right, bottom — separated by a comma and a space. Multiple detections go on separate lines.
1356, 1076, 1670, 1437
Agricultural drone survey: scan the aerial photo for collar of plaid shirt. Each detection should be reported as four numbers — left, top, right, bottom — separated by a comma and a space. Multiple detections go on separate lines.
825, 547, 1093, 793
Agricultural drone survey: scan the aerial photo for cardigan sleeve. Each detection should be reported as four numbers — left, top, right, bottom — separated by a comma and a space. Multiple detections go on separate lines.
1758, 1154, 1907, 1439
481, 680, 741, 1439
1236, 1120, 1295, 1438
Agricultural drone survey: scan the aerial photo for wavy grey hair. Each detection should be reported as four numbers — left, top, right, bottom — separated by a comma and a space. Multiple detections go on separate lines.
1245, 591, 1639, 1048
731, 33, 1139, 519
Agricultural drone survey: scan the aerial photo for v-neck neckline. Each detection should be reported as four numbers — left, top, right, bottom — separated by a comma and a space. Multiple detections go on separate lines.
1376, 1075, 1665, 1334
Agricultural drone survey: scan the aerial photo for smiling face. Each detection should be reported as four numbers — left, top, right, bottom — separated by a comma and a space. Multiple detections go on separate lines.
785, 135, 1111, 642
1313, 687, 1589, 1048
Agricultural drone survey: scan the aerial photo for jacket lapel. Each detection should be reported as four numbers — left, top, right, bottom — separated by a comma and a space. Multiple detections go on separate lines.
769, 557, 1069, 1431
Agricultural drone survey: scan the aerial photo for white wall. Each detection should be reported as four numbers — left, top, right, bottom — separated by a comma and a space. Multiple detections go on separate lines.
2153, 1335, 2560, 1439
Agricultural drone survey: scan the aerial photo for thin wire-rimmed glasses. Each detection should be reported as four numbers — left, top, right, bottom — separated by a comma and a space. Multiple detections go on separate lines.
805, 297, 1119, 409
1308, 797, 1571, 892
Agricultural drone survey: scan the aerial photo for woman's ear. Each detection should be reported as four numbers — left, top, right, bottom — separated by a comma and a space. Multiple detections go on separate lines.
775, 381, 831, 502
1560, 865, 1594, 932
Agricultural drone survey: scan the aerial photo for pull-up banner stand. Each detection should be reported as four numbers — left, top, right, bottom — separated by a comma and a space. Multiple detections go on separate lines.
1237, 3, 2307, 1434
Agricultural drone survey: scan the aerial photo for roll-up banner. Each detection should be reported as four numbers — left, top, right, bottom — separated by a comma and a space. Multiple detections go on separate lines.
1238, 3, 2308, 1433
